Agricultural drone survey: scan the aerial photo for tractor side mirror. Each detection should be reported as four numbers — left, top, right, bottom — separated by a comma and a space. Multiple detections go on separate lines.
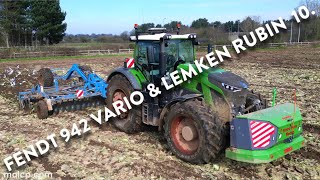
146, 46, 155, 64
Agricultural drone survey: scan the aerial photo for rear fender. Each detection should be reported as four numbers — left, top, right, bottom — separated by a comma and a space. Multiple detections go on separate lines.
107, 67, 145, 90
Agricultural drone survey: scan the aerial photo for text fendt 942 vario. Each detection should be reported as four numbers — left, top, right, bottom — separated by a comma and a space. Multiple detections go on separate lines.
106, 24, 305, 164
18, 24, 305, 164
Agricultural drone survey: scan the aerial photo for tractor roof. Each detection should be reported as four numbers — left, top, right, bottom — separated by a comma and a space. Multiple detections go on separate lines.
130, 33, 197, 41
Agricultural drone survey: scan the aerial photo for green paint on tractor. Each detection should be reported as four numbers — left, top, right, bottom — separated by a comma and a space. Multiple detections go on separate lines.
128, 68, 147, 88
106, 27, 305, 164
226, 136, 304, 163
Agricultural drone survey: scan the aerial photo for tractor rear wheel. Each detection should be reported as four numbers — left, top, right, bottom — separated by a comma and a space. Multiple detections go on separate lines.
37, 100, 49, 119
164, 98, 226, 164
38, 68, 54, 87
106, 74, 142, 133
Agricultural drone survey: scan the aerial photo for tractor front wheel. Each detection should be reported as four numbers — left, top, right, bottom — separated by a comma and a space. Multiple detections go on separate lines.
164, 98, 226, 164
106, 75, 142, 133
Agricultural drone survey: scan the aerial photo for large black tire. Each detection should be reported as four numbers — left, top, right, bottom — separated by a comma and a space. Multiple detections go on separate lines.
106, 74, 142, 133
164, 98, 227, 164
245, 91, 268, 113
38, 68, 54, 87
37, 100, 49, 119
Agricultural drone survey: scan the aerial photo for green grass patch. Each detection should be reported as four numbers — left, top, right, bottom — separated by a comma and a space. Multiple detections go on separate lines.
311, 43, 320, 48
57, 42, 131, 47
0, 54, 131, 63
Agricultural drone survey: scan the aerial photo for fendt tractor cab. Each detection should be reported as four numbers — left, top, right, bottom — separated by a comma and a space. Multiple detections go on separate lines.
106, 24, 305, 164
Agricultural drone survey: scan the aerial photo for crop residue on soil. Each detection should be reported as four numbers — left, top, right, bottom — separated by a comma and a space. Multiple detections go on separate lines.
0, 48, 319, 179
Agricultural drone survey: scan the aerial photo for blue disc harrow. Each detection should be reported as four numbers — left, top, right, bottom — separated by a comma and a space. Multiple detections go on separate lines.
18, 64, 108, 119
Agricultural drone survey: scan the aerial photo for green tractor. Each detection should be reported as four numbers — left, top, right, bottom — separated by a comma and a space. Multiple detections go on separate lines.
106, 25, 305, 164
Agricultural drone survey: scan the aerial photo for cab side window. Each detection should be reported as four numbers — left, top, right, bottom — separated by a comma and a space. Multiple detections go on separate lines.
137, 41, 160, 65
137, 42, 148, 65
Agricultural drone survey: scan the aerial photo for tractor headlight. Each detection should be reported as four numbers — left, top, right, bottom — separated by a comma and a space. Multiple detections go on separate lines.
188, 34, 196, 39
164, 35, 172, 40
222, 83, 241, 92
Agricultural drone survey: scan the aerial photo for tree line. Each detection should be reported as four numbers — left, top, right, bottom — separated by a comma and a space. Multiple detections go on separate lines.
0, 0, 66, 47
64, 0, 320, 45
1, 0, 320, 47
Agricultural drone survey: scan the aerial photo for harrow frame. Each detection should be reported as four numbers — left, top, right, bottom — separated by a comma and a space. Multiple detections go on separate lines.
18, 64, 108, 118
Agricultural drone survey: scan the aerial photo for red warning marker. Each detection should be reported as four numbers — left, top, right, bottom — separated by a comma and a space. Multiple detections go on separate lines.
76, 90, 84, 98
126, 58, 135, 68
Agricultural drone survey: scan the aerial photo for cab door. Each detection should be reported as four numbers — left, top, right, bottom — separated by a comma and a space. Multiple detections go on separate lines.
135, 41, 160, 83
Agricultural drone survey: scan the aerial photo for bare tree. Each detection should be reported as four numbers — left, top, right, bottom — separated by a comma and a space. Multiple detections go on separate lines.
301, 0, 320, 15
240, 16, 261, 33
0, 26, 9, 48
298, 0, 320, 40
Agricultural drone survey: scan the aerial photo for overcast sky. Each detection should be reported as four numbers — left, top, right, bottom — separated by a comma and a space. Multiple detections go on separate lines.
60, 0, 302, 35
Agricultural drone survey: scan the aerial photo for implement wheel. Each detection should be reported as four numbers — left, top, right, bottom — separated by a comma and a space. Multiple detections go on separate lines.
38, 68, 54, 87
164, 98, 226, 164
37, 100, 49, 119
106, 74, 142, 133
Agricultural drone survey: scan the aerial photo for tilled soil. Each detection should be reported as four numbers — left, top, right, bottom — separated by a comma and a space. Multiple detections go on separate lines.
0, 47, 319, 179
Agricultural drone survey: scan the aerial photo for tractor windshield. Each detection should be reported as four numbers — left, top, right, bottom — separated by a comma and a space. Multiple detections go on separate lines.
165, 39, 194, 71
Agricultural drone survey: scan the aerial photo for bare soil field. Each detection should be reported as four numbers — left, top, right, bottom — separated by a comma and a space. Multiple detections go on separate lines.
0, 47, 319, 179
